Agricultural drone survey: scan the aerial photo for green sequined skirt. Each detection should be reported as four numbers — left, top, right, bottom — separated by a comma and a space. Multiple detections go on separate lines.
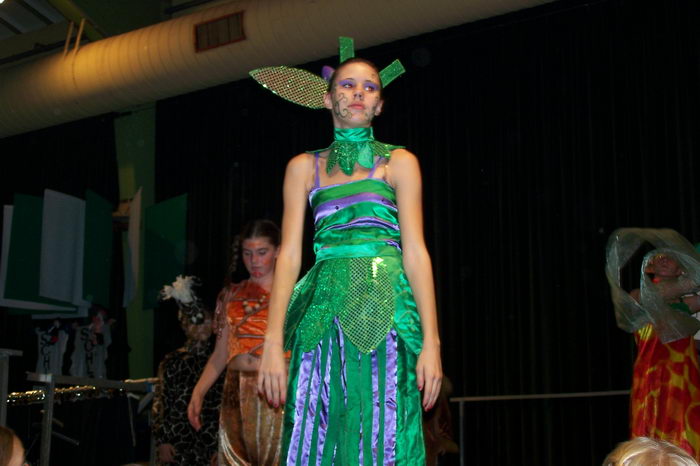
283, 254, 423, 355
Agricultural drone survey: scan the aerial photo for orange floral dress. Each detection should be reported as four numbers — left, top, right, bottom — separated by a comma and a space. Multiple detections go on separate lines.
631, 320, 700, 459
214, 280, 284, 466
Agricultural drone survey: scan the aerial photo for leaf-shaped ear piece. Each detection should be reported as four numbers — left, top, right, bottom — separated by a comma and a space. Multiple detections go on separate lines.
339, 36, 355, 63
249, 37, 405, 110
322, 66, 335, 82
249, 66, 327, 109
379, 59, 406, 87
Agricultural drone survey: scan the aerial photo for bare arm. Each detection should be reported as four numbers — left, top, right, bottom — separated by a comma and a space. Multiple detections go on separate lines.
656, 276, 700, 302
681, 294, 700, 313
630, 284, 700, 313
257, 153, 313, 407
388, 149, 442, 410
187, 324, 229, 430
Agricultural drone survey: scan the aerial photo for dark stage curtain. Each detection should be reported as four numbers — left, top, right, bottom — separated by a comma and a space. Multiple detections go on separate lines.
155, 0, 700, 463
0, 115, 119, 206
155, 76, 329, 358
0, 115, 133, 464
0, 115, 136, 465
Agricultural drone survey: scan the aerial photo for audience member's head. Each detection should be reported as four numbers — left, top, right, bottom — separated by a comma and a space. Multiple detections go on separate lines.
603, 436, 698, 466
0, 426, 26, 466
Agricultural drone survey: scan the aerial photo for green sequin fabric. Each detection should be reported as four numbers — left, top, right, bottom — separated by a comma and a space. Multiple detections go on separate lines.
308, 127, 404, 175
283, 178, 423, 355
287, 256, 395, 354
285, 254, 422, 355
249, 66, 327, 109
339, 36, 355, 63
379, 59, 406, 87
248, 36, 405, 110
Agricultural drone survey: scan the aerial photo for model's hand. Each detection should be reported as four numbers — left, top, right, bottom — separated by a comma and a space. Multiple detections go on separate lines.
257, 339, 287, 408
676, 274, 700, 295
157, 443, 176, 463
416, 342, 442, 411
187, 389, 204, 431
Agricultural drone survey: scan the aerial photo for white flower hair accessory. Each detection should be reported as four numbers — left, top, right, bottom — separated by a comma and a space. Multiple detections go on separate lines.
161, 275, 197, 304
160, 275, 206, 325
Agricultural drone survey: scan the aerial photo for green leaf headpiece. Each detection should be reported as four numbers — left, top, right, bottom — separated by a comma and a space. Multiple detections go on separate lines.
249, 36, 406, 109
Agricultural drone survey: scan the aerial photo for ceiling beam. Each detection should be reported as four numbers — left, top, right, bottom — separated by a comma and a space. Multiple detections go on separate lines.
0, 16, 22, 35
164, 0, 218, 16
16, 0, 54, 26
0, 39, 64, 65
46, 0, 104, 40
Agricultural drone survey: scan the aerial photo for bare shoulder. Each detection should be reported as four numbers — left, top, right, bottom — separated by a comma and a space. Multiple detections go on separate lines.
387, 148, 421, 186
388, 148, 419, 165
287, 152, 314, 171
286, 152, 314, 178
285, 152, 315, 193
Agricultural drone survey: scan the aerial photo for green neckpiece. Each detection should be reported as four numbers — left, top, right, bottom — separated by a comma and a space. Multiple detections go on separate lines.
309, 127, 403, 175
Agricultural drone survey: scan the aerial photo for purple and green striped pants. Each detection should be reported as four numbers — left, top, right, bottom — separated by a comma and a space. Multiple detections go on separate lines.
282, 318, 425, 465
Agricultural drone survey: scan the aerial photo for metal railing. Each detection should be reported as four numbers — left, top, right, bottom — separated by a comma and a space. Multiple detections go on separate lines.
25, 372, 152, 466
0, 348, 23, 426
450, 390, 630, 466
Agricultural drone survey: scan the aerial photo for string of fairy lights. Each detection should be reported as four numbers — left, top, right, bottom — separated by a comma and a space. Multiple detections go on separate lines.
7, 386, 126, 406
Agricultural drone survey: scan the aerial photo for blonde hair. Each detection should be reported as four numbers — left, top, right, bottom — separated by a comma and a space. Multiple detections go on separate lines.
603, 437, 698, 466
0, 426, 16, 466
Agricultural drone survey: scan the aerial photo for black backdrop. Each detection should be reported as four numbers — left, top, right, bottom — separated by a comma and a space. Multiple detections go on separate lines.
0, 0, 698, 464
0, 115, 133, 464
0, 114, 124, 384
156, 0, 700, 463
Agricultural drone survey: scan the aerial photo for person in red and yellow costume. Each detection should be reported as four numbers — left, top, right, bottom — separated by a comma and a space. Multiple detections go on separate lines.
606, 228, 700, 460
188, 219, 286, 465
629, 252, 700, 458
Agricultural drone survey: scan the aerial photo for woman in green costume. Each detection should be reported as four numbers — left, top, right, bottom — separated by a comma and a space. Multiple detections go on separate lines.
253, 38, 443, 465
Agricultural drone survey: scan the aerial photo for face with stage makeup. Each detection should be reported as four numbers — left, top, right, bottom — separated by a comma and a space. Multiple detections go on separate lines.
645, 254, 684, 280
242, 237, 279, 282
183, 313, 213, 342
324, 60, 384, 129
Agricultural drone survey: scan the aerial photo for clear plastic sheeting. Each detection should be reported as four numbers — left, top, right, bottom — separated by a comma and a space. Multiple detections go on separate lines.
605, 228, 700, 343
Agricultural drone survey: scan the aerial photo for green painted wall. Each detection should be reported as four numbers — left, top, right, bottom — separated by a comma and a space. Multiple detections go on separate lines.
115, 105, 156, 378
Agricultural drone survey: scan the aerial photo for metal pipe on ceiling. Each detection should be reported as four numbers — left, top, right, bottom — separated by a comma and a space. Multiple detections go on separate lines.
0, 0, 552, 138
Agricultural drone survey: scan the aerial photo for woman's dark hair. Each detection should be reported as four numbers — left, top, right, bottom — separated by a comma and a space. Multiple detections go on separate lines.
0, 426, 16, 466
227, 219, 281, 283
240, 219, 281, 247
178, 305, 213, 328
326, 57, 383, 95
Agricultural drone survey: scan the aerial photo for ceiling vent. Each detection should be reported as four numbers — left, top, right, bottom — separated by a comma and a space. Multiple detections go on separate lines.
0, 0, 555, 138
194, 10, 244, 52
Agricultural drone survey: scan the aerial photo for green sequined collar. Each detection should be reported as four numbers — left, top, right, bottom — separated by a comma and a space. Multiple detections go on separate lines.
308, 127, 403, 175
